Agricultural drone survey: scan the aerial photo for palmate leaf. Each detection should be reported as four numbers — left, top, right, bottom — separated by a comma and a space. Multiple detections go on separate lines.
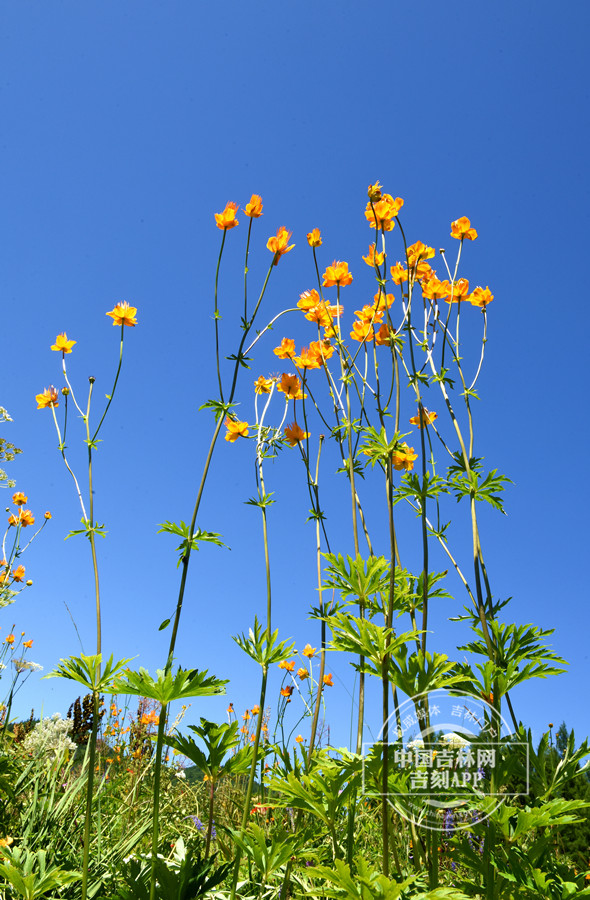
323, 552, 391, 603
44, 653, 134, 694
158, 520, 228, 566
232, 615, 295, 668
114, 666, 227, 704
0, 847, 80, 899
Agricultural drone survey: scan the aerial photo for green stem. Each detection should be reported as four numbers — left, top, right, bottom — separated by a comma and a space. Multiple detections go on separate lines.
149, 704, 167, 900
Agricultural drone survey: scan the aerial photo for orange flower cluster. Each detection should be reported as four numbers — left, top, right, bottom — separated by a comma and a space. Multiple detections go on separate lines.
8, 508, 35, 528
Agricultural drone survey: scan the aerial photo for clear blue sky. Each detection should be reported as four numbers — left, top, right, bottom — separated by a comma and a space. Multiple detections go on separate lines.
1, 1, 588, 750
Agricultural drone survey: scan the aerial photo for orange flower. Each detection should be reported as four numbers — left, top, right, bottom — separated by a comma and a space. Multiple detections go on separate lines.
51, 333, 76, 354
11, 566, 25, 582
284, 422, 309, 446
302, 643, 316, 658
445, 278, 470, 303
279, 660, 295, 672
391, 444, 418, 471
373, 291, 395, 311
251, 705, 260, 715
254, 376, 274, 394
224, 417, 249, 443
355, 304, 383, 325
36, 386, 59, 409
244, 195, 263, 218
227, 703, 234, 714
306, 228, 322, 247
323, 673, 334, 687
215, 201, 239, 230
106, 302, 137, 327
295, 734, 304, 743
273, 338, 296, 359
409, 409, 437, 428
23, 639, 33, 648
374, 323, 394, 346
364, 194, 404, 231
242, 710, 251, 720
362, 244, 385, 267
280, 686, 294, 698
297, 289, 321, 312
304, 302, 342, 328
323, 260, 353, 287
141, 710, 159, 725
7, 515, 18, 528
406, 241, 435, 269
277, 374, 305, 400
450, 216, 478, 241
5, 634, 15, 645
297, 667, 309, 680
309, 339, 334, 363
267, 226, 295, 265
12, 492, 27, 507
421, 275, 451, 301
468, 286, 494, 308
350, 320, 373, 343
19, 509, 35, 527
293, 346, 322, 370
44, 511, 52, 519
390, 262, 408, 285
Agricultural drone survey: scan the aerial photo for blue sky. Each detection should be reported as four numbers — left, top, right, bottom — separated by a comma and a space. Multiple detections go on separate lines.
1, 1, 588, 750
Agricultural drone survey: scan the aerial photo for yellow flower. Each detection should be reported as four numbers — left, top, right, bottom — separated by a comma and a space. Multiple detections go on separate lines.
421, 275, 451, 301
468, 286, 494, 308
322, 260, 353, 287
445, 277, 470, 303
273, 337, 296, 359
254, 376, 274, 394
5, 634, 14, 645
362, 244, 385, 267
295, 734, 304, 743
284, 422, 309, 446
302, 643, 316, 658
450, 216, 478, 241
215, 201, 239, 230
11, 566, 25, 582
106, 302, 137, 327
391, 444, 418, 471
12, 492, 27, 506
251, 705, 260, 715
244, 194, 263, 218
364, 194, 403, 231
242, 710, 251, 721
280, 686, 294, 698
278, 660, 295, 671
267, 226, 295, 265
297, 667, 309, 680
323, 673, 334, 687
306, 228, 322, 247
51, 333, 76, 353
277, 373, 305, 400
44, 511, 52, 519
350, 320, 373, 343
409, 409, 437, 428
36, 386, 59, 409
406, 241, 435, 269
19, 509, 35, 527
224, 417, 249, 443
390, 262, 408, 285
292, 345, 322, 370
24, 640, 34, 649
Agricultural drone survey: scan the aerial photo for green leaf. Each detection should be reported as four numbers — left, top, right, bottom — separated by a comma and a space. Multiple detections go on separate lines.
114, 665, 227, 704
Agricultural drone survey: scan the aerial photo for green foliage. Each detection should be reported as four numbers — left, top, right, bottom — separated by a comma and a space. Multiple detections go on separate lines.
305, 856, 470, 899
0, 847, 80, 899
44, 654, 134, 694
232, 616, 295, 669
114, 667, 227, 704
157, 521, 227, 566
